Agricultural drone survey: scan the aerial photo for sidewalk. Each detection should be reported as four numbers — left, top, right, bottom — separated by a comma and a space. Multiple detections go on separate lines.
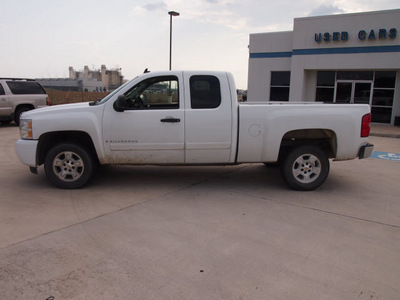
370, 124, 400, 139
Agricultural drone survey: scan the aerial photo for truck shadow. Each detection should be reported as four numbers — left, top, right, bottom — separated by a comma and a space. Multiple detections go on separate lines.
91, 164, 286, 191
0, 123, 16, 128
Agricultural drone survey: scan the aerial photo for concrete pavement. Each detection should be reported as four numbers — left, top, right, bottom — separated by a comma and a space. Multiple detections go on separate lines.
0, 125, 399, 299
370, 123, 400, 138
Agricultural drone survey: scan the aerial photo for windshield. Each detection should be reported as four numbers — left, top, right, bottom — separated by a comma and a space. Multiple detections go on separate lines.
97, 78, 136, 105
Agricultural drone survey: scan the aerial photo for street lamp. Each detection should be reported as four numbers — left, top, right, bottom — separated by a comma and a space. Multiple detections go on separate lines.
168, 11, 179, 70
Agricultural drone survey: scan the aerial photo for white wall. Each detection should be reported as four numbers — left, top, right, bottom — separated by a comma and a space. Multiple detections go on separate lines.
247, 32, 293, 101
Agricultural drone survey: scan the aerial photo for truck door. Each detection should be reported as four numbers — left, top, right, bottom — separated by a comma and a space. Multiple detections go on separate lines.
102, 75, 185, 164
0, 83, 11, 118
183, 72, 233, 163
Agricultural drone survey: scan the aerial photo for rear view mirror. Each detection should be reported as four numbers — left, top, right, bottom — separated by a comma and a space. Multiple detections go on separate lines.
114, 95, 128, 112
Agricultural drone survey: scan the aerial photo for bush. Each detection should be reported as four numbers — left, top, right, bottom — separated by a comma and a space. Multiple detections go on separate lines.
45, 89, 110, 106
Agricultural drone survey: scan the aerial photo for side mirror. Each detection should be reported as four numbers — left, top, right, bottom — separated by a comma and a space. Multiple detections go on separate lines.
114, 95, 128, 112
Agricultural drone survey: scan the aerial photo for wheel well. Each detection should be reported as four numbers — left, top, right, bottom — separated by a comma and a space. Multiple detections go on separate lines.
13, 104, 34, 118
279, 129, 337, 160
15, 104, 35, 113
37, 131, 99, 166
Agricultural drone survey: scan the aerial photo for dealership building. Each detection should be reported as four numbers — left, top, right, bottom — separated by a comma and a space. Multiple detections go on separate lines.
247, 9, 400, 124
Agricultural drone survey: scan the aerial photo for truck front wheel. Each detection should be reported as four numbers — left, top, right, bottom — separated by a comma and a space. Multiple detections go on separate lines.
44, 143, 94, 189
281, 145, 329, 191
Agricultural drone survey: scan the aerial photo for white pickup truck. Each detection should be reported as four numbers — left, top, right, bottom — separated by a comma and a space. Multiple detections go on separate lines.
15, 71, 374, 190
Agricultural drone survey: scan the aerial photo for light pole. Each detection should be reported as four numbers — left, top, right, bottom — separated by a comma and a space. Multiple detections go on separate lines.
168, 11, 179, 70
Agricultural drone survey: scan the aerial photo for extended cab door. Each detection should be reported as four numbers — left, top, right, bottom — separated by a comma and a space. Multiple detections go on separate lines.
102, 74, 185, 164
183, 72, 234, 163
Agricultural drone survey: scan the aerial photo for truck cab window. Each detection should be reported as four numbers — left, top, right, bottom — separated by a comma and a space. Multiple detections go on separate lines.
190, 75, 221, 109
123, 76, 179, 110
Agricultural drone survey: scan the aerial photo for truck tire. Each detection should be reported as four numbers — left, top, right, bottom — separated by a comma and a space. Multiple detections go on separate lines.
281, 145, 329, 191
14, 106, 32, 126
44, 143, 95, 189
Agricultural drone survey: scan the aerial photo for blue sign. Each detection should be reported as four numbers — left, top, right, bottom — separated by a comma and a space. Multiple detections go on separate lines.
371, 151, 400, 161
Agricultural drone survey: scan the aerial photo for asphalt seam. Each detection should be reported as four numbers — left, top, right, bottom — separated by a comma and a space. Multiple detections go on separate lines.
187, 162, 400, 229
197, 162, 400, 229
236, 191, 400, 229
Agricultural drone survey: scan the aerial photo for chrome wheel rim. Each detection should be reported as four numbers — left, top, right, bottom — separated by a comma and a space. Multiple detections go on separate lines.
292, 154, 321, 184
53, 151, 84, 182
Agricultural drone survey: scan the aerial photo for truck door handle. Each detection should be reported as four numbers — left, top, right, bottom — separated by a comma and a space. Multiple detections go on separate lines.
161, 117, 181, 123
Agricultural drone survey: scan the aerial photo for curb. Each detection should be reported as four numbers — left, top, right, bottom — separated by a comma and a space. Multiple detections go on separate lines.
370, 133, 400, 139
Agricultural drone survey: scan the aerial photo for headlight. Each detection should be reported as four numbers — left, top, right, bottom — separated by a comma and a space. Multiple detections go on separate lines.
19, 119, 33, 139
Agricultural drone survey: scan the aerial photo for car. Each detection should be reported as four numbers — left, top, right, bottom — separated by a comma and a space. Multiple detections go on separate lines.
0, 78, 49, 125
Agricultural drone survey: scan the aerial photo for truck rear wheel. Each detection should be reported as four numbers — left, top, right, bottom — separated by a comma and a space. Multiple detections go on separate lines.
281, 145, 329, 191
44, 143, 94, 189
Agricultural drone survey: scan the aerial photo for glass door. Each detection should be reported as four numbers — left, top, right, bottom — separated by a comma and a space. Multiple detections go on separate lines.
335, 82, 352, 103
335, 81, 372, 104
354, 82, 372, 104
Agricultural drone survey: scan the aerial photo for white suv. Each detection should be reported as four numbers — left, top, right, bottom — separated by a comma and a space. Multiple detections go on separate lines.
0, 78, 49, 125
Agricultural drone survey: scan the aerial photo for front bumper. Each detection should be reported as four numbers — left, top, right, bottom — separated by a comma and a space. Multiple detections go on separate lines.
359, 143, 374, 159
15, 139, 38, 167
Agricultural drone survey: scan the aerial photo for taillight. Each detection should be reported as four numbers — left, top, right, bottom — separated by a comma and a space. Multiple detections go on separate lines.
46, 96, 50, 106
361, 113, 371, 137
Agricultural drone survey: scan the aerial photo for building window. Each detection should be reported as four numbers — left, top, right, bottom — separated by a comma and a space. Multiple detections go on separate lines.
316, 71, 335, 102
371, 71, 396, 123
270, 71, 290, 101
315, 70, 396, 124
374, 71, 396, 88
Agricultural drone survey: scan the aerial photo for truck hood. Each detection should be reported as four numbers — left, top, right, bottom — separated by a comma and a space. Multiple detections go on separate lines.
21, 102, 92, 119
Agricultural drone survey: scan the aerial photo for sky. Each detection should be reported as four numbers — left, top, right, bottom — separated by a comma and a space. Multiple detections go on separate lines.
1, 0, 399, 89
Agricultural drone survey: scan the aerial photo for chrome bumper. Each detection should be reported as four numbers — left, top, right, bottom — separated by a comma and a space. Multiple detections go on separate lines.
359, 143, 374, 159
